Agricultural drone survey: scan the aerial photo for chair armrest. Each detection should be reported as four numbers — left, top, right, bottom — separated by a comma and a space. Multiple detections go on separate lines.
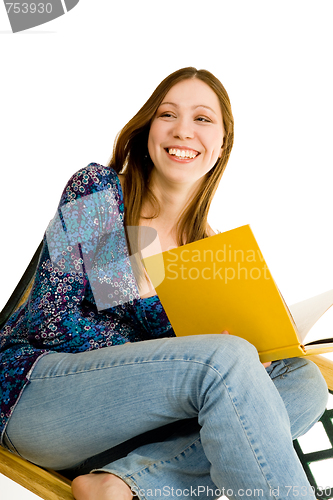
0, 446, 73, 500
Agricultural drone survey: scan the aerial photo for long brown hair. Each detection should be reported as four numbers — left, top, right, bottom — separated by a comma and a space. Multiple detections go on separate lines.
108, 67, 234, 246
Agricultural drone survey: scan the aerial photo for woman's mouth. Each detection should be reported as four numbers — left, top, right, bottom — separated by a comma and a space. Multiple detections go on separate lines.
165, 148, 200, 160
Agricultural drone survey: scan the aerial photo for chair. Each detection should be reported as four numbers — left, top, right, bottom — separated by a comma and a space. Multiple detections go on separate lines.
1, 242, 333, 500
0, 447, 73, 500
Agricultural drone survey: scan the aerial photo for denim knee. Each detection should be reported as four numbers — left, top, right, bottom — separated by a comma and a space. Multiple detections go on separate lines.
190, 334, 261, 374
214, 333, 260, 360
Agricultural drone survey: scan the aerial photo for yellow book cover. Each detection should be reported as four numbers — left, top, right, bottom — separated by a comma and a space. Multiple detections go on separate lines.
143, 225, 333, 363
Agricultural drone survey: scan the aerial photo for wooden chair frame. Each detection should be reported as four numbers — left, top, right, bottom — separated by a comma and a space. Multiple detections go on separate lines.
0, 448, 73, 500
1, 242, 333, 500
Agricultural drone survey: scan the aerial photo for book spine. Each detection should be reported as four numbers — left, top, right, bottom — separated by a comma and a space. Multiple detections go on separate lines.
259, 344, 306, 363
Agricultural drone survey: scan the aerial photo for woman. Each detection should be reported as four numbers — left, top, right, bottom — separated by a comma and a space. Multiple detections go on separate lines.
0, 67, 328, 500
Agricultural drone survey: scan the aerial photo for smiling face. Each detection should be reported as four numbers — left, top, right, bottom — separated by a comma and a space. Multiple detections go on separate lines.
147, 78, 225, 187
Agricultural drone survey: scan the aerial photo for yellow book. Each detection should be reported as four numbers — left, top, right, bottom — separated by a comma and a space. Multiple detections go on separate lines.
143, 225, 333, 363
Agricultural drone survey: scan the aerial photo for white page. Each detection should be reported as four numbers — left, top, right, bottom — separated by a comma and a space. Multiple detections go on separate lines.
289, 290, 333, 343
305, 342, 333, 350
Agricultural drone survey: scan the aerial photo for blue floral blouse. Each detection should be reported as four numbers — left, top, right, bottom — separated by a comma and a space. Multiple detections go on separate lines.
0, 163, 174, 443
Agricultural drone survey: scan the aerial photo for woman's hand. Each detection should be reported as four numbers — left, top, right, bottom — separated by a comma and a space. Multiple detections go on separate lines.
261, 361, 272, 368
220, 331, 271, 368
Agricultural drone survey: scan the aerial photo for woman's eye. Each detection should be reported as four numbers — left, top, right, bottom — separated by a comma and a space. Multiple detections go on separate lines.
160, 113, 174, 118
196, 117, 211, 123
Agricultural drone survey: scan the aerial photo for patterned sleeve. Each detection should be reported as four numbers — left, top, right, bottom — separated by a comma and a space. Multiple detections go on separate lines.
26, 163, 140, 352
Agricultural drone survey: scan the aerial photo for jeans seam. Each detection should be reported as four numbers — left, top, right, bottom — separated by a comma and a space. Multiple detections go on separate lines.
30, 357, 233, 380
3, 430, 22, 457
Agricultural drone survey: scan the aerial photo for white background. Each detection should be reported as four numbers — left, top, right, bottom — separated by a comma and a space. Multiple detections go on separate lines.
0, 1, 333, 498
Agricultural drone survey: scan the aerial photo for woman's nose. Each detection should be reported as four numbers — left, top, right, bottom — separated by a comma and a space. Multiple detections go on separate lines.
172, 118, 194, 140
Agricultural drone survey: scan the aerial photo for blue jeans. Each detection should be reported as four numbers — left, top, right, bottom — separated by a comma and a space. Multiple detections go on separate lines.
3, 335, 328, 499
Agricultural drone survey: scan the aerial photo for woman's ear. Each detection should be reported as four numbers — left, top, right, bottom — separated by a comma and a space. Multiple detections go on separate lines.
218, 136, 225, 158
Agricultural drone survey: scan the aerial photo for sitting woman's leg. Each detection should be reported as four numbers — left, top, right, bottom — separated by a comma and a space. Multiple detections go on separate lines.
267, 357, 328, 439
86, 420, 217, 499
3, 335, 328, 499
72, 422, 217, 500
72, 357, 328, 500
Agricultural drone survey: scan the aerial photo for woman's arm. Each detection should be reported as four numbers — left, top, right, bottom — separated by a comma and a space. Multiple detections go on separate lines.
26, 163, 138, 352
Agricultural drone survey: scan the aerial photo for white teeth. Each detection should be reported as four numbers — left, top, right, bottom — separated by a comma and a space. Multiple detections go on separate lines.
168, 148, 197, 159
